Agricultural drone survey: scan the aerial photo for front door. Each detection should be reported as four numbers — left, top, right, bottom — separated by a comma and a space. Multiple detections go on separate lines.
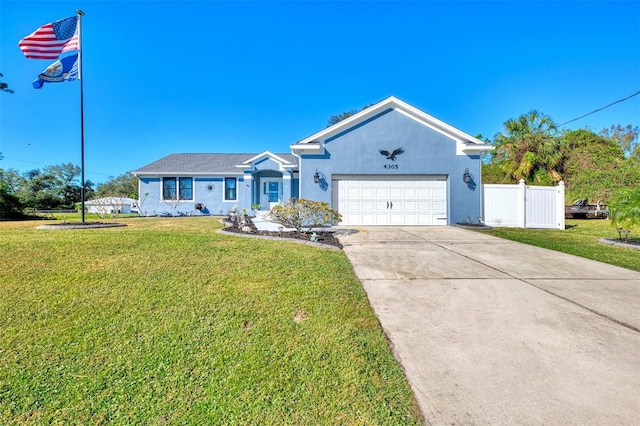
261, 179, 282, 209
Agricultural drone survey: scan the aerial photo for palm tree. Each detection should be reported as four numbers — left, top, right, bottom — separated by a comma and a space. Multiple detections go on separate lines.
491, 110, 563, 185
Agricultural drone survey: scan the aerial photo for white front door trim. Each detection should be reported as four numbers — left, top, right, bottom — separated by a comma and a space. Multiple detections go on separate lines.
261, 178, 283, 209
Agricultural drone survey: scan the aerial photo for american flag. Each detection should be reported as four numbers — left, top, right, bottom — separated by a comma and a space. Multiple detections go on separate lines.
18, 16, 79, 60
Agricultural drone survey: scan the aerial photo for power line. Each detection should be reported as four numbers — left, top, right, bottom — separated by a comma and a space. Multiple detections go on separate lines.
557, 90, 640, 127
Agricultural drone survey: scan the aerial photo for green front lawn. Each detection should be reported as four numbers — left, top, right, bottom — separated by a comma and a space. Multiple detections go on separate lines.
484, 219, 640, 272
0, 218, 422, 424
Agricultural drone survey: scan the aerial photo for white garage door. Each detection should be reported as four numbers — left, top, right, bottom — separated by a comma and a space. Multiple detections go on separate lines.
332, 175, 448, 226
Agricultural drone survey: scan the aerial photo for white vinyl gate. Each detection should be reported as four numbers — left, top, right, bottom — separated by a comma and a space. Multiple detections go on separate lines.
483, 180, 565, 229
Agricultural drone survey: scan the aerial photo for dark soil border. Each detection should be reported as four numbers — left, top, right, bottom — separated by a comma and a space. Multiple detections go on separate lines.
220, 217, 342, 249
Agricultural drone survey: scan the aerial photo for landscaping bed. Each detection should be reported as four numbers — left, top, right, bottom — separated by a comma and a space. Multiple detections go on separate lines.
222, 215, 342, 248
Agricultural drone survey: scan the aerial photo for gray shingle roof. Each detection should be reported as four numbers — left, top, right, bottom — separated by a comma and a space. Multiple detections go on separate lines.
132, 153, 298, 175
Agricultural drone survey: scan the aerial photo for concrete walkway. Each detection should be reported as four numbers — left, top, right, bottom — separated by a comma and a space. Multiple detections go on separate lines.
337, 226, 640, 425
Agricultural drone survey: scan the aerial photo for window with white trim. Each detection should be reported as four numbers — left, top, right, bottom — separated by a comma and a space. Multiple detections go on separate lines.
224, 177, 237, 201
162, 177, 193, 200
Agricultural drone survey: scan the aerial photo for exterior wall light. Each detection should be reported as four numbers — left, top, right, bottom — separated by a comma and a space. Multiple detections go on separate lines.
314, 170, 320, 184
463, 168, 472, 184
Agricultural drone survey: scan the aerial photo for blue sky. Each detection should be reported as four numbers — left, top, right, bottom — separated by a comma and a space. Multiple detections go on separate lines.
1, 0, 639, 185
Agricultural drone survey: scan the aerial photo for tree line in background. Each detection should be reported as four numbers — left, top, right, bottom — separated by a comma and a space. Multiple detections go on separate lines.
482, 112, 639, 214
0, 165, 138, 219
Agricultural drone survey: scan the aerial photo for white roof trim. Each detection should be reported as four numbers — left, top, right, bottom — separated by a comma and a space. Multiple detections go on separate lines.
459, 143, 495, 155
132, 172, 244, 177
241, 150, 293, 166
291, 96, 492, 153
289, 142, 323, 152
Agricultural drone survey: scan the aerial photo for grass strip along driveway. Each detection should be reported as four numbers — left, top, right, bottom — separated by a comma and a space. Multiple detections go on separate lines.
483, 219, 640, 272
0, 218, 422, 424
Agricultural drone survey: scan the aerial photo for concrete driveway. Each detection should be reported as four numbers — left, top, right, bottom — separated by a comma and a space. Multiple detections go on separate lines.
337, 226, 640, 425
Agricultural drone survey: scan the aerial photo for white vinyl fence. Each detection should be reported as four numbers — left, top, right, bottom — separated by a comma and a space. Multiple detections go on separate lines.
483, 180, 565, 229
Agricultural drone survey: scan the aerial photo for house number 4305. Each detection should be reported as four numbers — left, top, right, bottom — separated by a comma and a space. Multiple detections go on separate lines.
383, 164, 399, 169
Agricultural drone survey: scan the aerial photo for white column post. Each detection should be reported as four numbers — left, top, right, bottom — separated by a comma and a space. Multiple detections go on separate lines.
282, 173, 292, 203
518, 179, 526, 228
557, 181, 565, 230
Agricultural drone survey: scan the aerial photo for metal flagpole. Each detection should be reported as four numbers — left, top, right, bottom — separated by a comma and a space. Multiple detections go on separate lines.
77, 9, 86, 223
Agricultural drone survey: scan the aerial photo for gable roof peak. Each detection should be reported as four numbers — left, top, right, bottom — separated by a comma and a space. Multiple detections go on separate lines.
291, 96, 493, 153
241, 150, 293, 165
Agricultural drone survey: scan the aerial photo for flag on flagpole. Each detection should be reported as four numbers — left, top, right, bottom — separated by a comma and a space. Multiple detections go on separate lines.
32, 53, 79, 89
18, 16, 79, 60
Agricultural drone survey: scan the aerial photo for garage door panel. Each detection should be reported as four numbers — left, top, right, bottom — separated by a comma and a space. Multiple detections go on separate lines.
345, 201, 361, 210
375, 188, 390, 198
361, 201, 375, 210
404, 188, 418, 197
433, 201, 446, 210
399, 214, 418, 225
403, 201, 418, 210
361, 188, 375, 198
347, 188, 362, 198
390, 188, 404, 198
375, 201, 388, 211
417, 188, 433, 198
375, 215, 390, 225
334, 176, 448, 226
390, 214, 406, 225
417, 213, 433, 222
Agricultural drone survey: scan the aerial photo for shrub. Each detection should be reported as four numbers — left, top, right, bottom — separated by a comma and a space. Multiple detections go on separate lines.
268, 199, 341, 235
608, 187, 640, 230
0, 183, 25, 220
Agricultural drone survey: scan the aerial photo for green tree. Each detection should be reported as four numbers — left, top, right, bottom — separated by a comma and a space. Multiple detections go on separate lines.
481, 162, 511, 184
327, 103, 374, 127
17, 169, 58, 209
0, 182, 24, 219
0, 170, 25, 219
0, 168, 24, 194
599, 124, 639, 158
490, 110, 562, 185
561, 129, 639, 203
608, 187, 640, 230
7, 163, 91, 210
48, 163, 82, 208
96, 173, 139, 198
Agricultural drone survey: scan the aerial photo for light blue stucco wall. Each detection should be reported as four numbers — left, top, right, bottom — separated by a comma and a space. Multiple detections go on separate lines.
137, 169, 300, 216
138, 176, 245, 216
299, 109, 483, 224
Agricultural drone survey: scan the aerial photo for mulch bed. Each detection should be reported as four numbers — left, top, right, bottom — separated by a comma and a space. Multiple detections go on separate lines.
222, 216, 342, 248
